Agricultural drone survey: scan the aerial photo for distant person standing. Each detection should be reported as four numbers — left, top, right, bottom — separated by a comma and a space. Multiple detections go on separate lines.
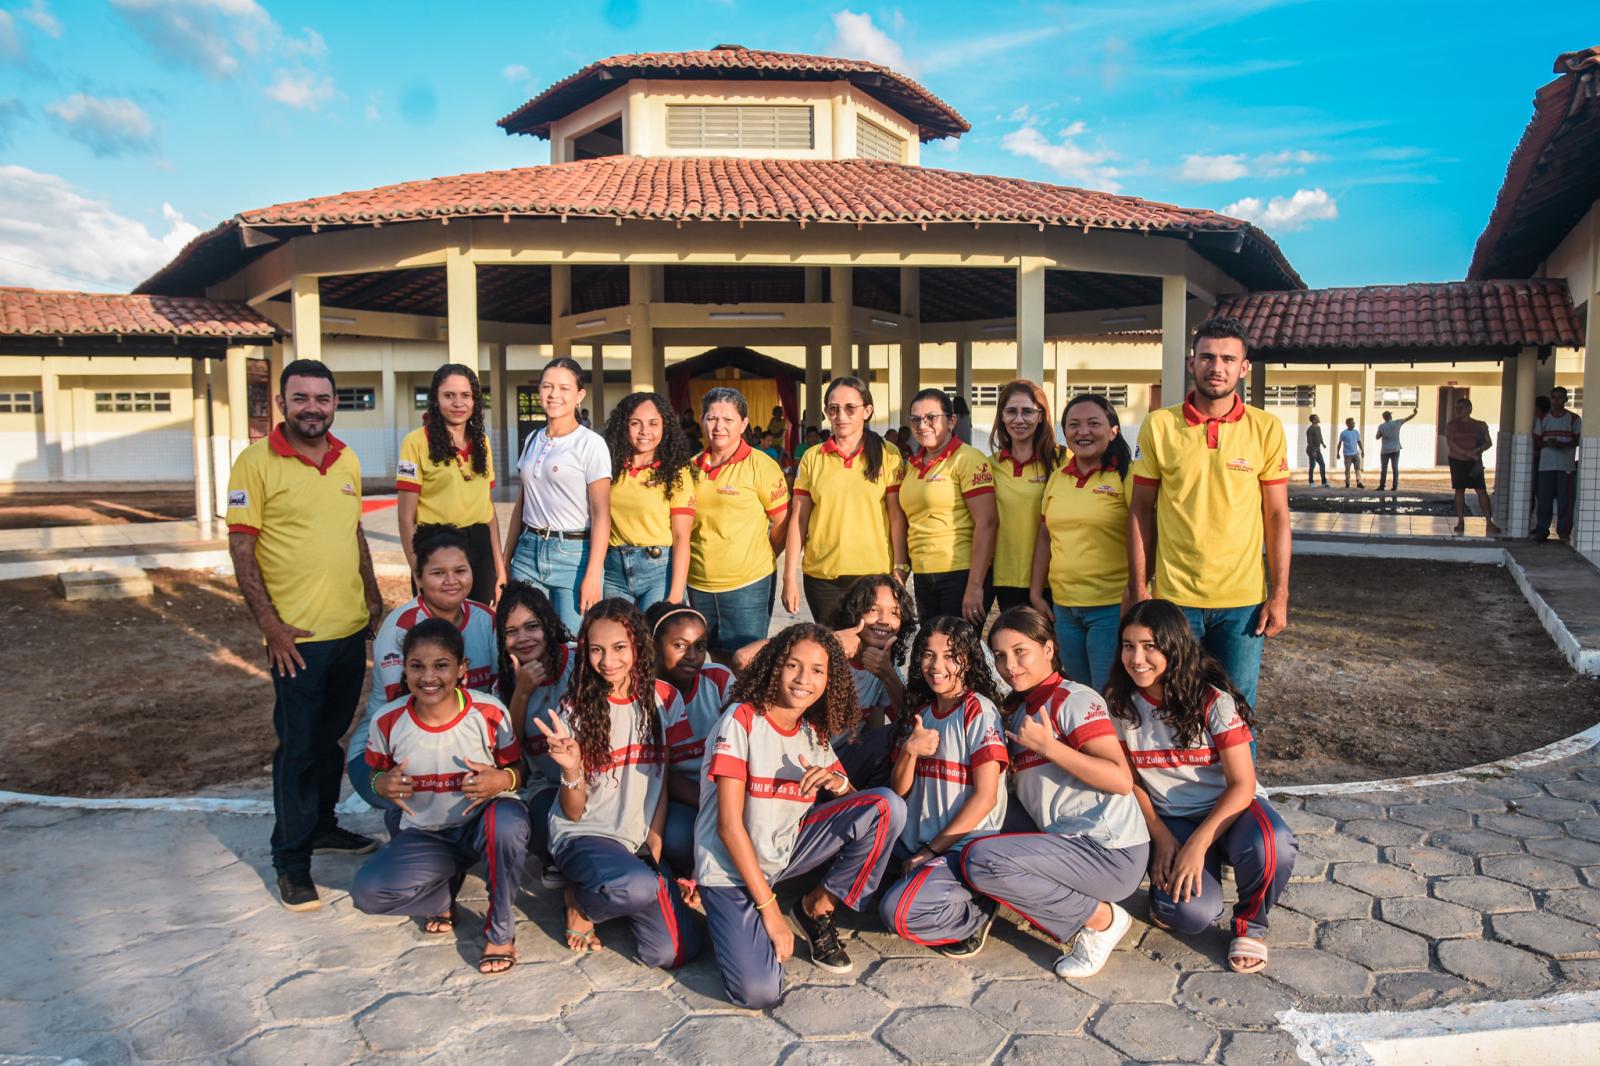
1336, 417, 1364, 488
1374, 406, 1418, 492
226, 359, 383, 912
1445, 398, 1501, 536
1532, 385, 1582, 542
1128, 316, 1291, 715
1304, 414, 1328, 487
952, 396, 973, 445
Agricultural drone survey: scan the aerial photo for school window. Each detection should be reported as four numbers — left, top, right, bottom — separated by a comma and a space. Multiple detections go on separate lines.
1063, 384, 1130, 407
948, 385, 1001, 407
94, 390, 171, 413
856, 116, 904, 162
1349, 386, 1418, 407
665, 105, 814, 150
1264, 385, 1316, 407
336, 387, 375, 412
414, 386, 489, 410
0, 391, 39, 413
1570, 388, 1583, 412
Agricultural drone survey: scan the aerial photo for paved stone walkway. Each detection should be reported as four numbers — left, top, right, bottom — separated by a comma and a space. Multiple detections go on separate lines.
7, 741, 1600, 1065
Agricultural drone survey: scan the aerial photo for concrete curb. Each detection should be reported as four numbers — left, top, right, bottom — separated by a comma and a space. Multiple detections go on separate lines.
1504, 549, 1600, 676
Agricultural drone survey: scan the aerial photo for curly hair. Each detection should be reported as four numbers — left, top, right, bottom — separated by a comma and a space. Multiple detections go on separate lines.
727, 623, 858, 742
565, 598, 661, 780
423, 364, 488, 477
830, 574, 915, 666
899, 617, 1004, 739
602, 392, 695, 503
494, 581, 572, 705
1102, 599, 1252, 748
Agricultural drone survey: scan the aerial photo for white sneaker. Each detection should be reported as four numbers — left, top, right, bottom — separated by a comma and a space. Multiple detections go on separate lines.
1052, 903, 1132, 980
540, 865, 567, 890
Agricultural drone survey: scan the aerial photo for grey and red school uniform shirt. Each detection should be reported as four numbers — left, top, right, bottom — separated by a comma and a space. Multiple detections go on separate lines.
850, 661, 899, 722
663, 664, 737, 783
367, 596, 498, 721
1117, 685, 1266, 818
694, 703, 850, 888
1006, 675, 1148, 849
520, 642, 579, 794
547, 679, 680, 855
896, 691, 1010, 853
364, 689, 522, 832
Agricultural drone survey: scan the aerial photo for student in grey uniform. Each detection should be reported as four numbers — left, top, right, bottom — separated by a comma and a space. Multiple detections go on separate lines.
877, 618, 1010, 956
652, 602, 735, 879
1106, 599, 1296, 976
353, 619, 530, 975
539, 599, 703, 968
962, 608, 1150, 979
696, 624, 907, 1009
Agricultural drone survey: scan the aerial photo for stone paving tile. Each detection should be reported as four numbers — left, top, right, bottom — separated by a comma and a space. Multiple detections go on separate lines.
1092, 1001, 1219, 1062
772, 984, 896, 1038
1526, 835, 1600, 866
1506, 796, 1596, 821
1388, 804, 1474, 830
1368, 970, 1477, 1011
879, 1005, 1009, 1063
1544, 887, 1600, 927
1339, 819, 1429, 847
1476, 812, 1567, 839
1331, 862, 1427, 898
1428, 828, 1527, 856
1431, 874, 1537, 913
1383, 845, 1475, 877
352, 994, 472, 1054
1437, 939, 1556, 995
426, 1023, 573, 1066
1276, 880, 1374, 920
1480, 853, 1583, 891
1174, 971, 1294, 1029
1378, 896, 1485, 939
1219, 1029, 1303, 1065
1489, 911, 1600, 959
779, 1039, 903, 1066
996, 1034, 1127, 1066
226, 1024, 363, 1066
561, 990, 685, 1045
1565, 818, 1600, 844
1317, 918, 1431, 971
657, 1015, 791, 1065
1061, 948, 1181, 1003
1263, 948, 1373, 999
1546, 779, 1600, 802
862, 955, 979, 1007
970, 979, 1095, 1034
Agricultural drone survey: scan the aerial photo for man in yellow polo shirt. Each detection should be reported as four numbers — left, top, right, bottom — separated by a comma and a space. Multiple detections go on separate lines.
1128, 316, 1292, 713
227, 359, 383, 912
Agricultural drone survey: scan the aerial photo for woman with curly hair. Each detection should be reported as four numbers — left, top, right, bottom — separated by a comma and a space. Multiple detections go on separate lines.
961, 607, 1148, 981
601, 393, 697, 610
695, 623, 907, 1008
396, 364, 505, 606
1105, 599, 1295, 976
539, 599, 703, 968
876, 618, 1009, 956
989, 379, 1057, 618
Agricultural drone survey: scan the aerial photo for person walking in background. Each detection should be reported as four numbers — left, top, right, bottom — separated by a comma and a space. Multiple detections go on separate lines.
988, 380, 1057, 616
1444, 397, 1501, 536
1336, 417, 1364, 489
600, 392, 696, 611
1304, 414, 1328, 487
1532, 385, 1582, 543
1374, 405, 1418, 492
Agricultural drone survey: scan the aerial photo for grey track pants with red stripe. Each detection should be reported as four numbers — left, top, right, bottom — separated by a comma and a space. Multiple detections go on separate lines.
959, 831, 1149, 944
556, 835, 704, 969
1150, 798, 1297, 940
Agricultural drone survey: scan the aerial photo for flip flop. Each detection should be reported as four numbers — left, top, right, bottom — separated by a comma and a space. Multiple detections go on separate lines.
1227, 936, 1269, 974
423, 907, 457, 935
478, 945, 517, 976
565, 927, 603, 954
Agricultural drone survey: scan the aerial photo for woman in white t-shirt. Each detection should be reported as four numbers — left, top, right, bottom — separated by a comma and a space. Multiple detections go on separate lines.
504, 358, 612, 633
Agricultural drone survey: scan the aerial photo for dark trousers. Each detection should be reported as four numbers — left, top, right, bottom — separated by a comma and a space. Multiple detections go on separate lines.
802, 573, 873, 629
556, 835, 704, 969
1307, 450, 1327, 485
270, 631, 367, 875
914, 569, 993, 630
1150, 799, 1296, 940
1534, 470, 1576, 538
1377, 452, 1400, 490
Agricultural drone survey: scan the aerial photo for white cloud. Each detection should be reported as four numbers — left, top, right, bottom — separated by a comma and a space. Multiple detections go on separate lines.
45, 94, 157, 156
1223, 187, 1337, 231
829, 10, 910, 72
1256, 148, 1322, 175
501, 63, 530, 82
0, 165, 201, 290
0, 11, 22, 61
1001, 123, 1121, 192
110, 0, 269, 80
19, 1, 58, 36
1177, 148, 1323, 183
264, 69, 335, 110
1180, 153, 1248, 182
921, 25, 1062, 73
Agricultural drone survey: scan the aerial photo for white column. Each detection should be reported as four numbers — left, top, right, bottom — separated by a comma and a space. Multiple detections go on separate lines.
857, 342, 872, 383
1160, 276, 1187, 409
290, 275, 321, 363
446, 245, 478, 367
40, 368, 63, 481
830, 266, 853, 377
380, 341, 398, 479
1049, 341, 1068, 427
1493, 356, 1518, 528
592, 342, 611, 421
1504, 349, 1538, 536
190, 358, 214, 529
488, 341, 511, 473
268, 341, 287, 427
899, 267, 921, 426
1577, 292, 1600, 561
551, 265, 573, 359
1016, 259, 1046, 384
1359, 364, 1376, 477
956, 337, 974, 418
629, 263, 659, 394
225, 346, 249, 460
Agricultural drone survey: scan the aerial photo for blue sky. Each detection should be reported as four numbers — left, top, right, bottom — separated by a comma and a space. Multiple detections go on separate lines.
0, 0, 1592, 293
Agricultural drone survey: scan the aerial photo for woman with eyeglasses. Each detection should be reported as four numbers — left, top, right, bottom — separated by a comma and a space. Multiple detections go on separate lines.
989, 380, 1058, 620
783, 377, 910, 627
899, 388, 998, 629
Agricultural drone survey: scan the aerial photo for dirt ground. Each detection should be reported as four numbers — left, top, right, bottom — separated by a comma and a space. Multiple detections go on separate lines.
0, 491, 197, 529
2, 559, 1596, 796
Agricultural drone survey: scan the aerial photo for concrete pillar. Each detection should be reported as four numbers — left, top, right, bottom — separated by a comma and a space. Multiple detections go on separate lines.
1502, 349, 1539, 536
551, 265, 572, 359
1493, 356, 1518, 529
1577, 293, 1600, 561
190, 359, 214, 528
268, 341, 287, 427
1534, 351, 1557, 406
628, 264, 662, 395
290, 274, 321, 363
1049, 341, 1067, 431
803, 268, 825, 425
380, 341, 398, 479
592, 343, 611, 422
446, 246, 479, 370
829, 266, 852, 377
899, 267, 921, 425
1160, 276, 1188, 409
219, 346, 248, 509
39, 368, 63, 480
488, 341, 511, 472
1249, 360, 1267, 409
1016, 259, 1046, 384
857, 342, 872, 383
956, 337, 975, 419
1359, 364, 1376, 474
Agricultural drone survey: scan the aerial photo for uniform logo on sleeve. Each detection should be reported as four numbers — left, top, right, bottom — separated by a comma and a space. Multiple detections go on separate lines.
342, 482, 357, 495
981, 725, 1004, 746
227, 490, 248, 508
397, 461, 418, 478
968, 467, 994, 488
1132, 442, 1142, 462
1278, 456, 1289, 472
713, 735, 733, 752
1084, 702, 1108, 722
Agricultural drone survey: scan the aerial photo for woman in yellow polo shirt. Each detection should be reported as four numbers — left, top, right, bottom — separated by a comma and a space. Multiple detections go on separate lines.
1028, 393, 1132, 692
783, 376, 909, 626
899, 387, 997, 628
396, 364, 505, 605
600, 392, 697, 611
688, 386, 790, 655
988, 379, 1058, 616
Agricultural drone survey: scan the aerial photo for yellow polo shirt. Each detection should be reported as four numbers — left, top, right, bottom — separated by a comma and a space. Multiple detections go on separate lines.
1041, 458, 1130, 606
226, 426, 368, 641
1130, 395, 1288, 609
610, 462, 696, 547
899, 437, 994, 574
793, 439, 905, 580
989, 449, 1052, 588
395, 426, 496, 527
688, 442, 790, 592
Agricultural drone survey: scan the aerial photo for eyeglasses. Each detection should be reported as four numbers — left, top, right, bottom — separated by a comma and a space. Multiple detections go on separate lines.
1002, 406, 1042, 420
824, 403, 865, 418
907, 413, 946, 427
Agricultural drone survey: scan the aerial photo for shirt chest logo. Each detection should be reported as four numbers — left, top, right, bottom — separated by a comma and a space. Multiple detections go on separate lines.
716, 485, 742, 496
1225, 458, 1254, 473
341, 482, 357, 495
1091, 483, 1120, 497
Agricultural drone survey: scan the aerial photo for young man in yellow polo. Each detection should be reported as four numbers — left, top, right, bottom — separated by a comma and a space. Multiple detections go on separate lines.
1127, 316, 1292, 713
227, 359, 384, 912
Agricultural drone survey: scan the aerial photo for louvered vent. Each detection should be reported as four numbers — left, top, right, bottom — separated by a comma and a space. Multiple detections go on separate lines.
856, 116, 904, 162
665, 105, 814, 150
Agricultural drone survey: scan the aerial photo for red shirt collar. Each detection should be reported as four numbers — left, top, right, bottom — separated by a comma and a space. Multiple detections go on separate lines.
1182, 393, 1244, 428
267, 424, 347, 474
1022, 673, 1065, 712
820, 438, 865, 469
625, 459, 661, 478
693, 440, 752, 479
1063, 457, 1101, 488
909, 434, 960, 476
416, 597, 472, 632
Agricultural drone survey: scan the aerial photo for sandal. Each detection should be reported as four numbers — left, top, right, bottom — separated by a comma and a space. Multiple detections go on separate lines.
565, 927, 603, 954
423, 907, 457, 935
1227, 936, 1269, 974
478, 944, 517, 976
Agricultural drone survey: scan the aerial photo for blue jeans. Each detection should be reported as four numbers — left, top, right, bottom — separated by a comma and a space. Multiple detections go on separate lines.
510, 532, 590, 633
604, 545, 673, 612
1179, 604, 1264, 713
1052, 603, 1122, 694
689, 573, 775, 654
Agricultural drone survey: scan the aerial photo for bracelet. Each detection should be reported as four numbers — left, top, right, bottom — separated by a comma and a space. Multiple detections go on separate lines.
503, 766, 519, 791
754, 893, 778, 910
831, 770, 851, 792
560, 774, 585, 790
370, 769, 385, 796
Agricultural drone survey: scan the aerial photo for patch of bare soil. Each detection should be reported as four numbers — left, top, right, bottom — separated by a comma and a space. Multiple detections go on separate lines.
0, 491, 196, 529
1258, 555, 1600, 785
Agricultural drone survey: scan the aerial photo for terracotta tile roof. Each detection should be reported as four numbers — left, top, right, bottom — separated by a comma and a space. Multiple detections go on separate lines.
499, 46, 969, 141
0, 286, 277, 339
1215, 279, 1583, 352
1469, 46, 1600, 280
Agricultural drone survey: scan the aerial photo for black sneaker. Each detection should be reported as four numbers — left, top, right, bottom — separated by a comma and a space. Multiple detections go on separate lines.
791, 901, 852, 973
312, 826, 378, 855
277, 871, 322, 912
937, 905, 997, 960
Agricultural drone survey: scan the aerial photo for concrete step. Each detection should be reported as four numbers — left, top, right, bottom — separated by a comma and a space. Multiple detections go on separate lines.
56, 567, 154, 601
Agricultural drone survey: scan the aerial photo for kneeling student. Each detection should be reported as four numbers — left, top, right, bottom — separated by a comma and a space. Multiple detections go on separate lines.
697, 624, 906, 1009
1107, 599, 1297, 975
352, 618, 530, 975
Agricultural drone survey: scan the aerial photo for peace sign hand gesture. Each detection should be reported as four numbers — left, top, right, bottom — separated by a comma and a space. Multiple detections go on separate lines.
1006, 709, 1055, 756
534, 714, 583, 778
